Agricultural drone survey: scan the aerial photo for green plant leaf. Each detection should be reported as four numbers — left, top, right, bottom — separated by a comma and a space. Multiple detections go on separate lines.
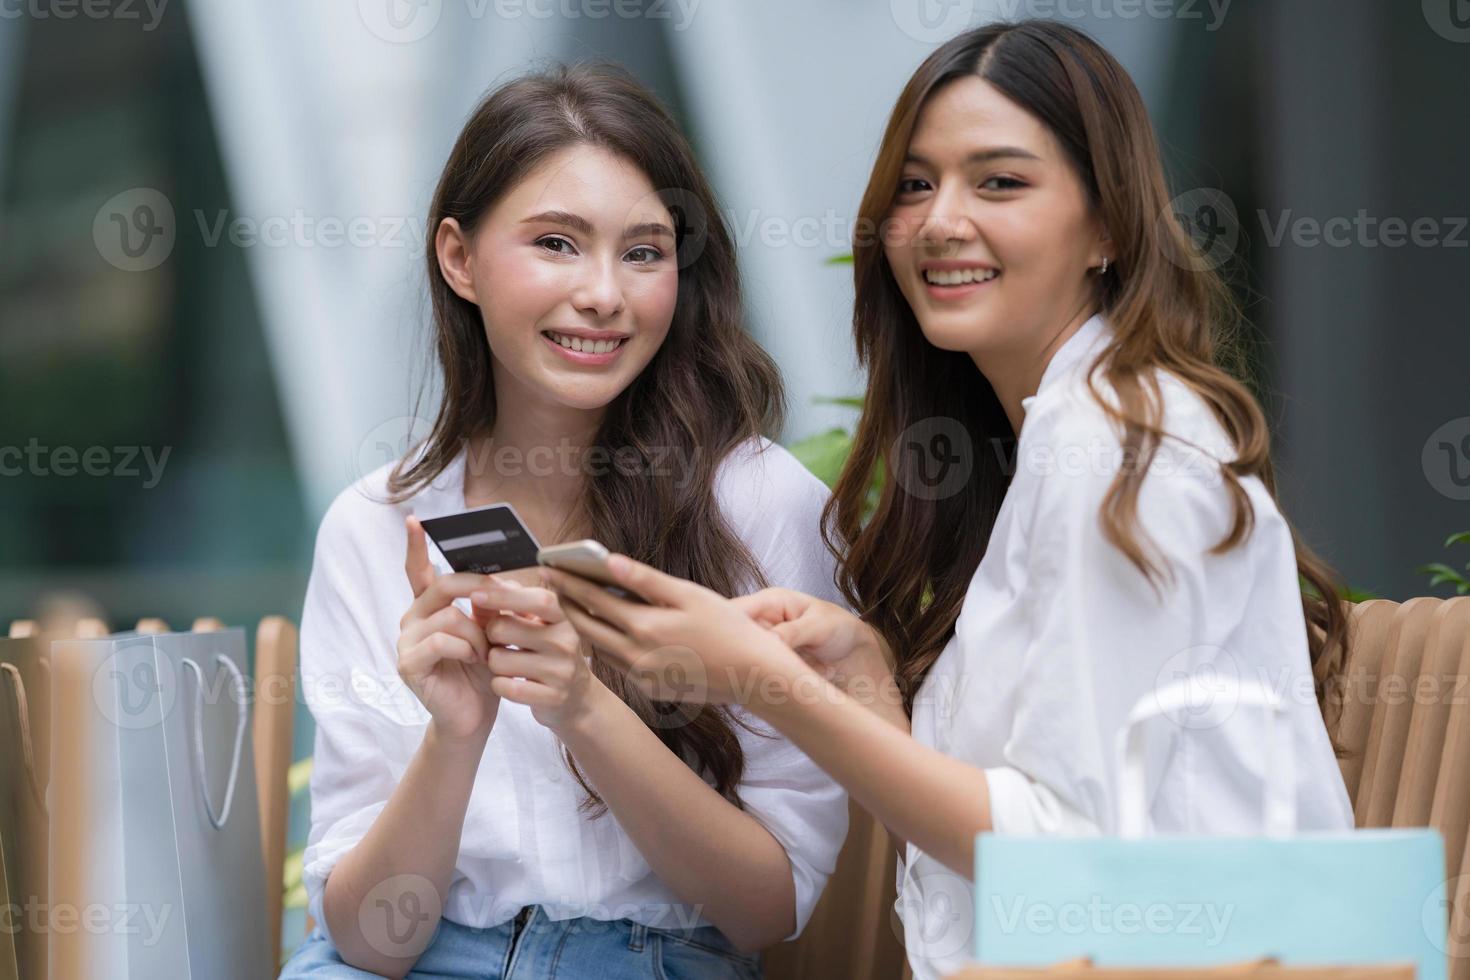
1419, 563, 1470, 590
1446, 531, 1470, 548
825, 253, 853, 266
1341, 586, 1378, 603
788, 428, 852, 488
814, 395, 864, 410
288, 757, 313, 796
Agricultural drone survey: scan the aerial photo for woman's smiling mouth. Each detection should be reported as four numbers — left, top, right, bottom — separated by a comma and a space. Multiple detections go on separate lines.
541, 329, 630, 364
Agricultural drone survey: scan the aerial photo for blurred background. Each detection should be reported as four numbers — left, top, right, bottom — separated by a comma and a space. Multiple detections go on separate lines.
2, 0, 1468, 958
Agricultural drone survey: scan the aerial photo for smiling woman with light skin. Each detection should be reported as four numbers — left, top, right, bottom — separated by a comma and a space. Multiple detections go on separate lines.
281, 64, 847, 980
545, 21, 1356, 980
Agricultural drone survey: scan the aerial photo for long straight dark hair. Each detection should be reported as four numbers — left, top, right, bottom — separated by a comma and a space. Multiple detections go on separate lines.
389, 63, 784, 809
827, 21, 1349, 738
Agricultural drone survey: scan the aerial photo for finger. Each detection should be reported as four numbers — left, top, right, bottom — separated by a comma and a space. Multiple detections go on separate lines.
544, 569, 639, 634
401, 606, 490, 661
771, 618, 829, 654
559, 599, 637, 665
400, 632, 479, 677
731, 587, 807, 626
484, 615, 554, 651
489, 674, 558, 707
406, 572, 494, 622
471, 581, 565, 624
404, 516, 436, 599
487, 646, 568, 683
604, 554, 699, 607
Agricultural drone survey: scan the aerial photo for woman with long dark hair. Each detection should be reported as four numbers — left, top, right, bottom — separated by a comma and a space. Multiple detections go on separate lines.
281, 64, 846, 978
547, 21, 1355, 980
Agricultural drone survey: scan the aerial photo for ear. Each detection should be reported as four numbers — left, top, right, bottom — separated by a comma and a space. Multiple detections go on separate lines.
435, 217, 479, 305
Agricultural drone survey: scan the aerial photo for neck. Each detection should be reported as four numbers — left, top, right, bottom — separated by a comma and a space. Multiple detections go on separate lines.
973, 304, 1097, 437
463, 361, 605, 526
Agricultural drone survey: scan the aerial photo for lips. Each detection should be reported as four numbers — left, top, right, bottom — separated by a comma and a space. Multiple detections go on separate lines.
540, 330, 629, 365
919, 263, 1001, 301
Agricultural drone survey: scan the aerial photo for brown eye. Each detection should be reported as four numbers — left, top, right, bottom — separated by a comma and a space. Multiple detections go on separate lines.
536, 235, 576, 255
624, 245, 664, 264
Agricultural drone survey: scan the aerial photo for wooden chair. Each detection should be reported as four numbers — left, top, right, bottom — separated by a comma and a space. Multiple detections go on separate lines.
1331, 597, 1470, 978
764, 800, 910, 980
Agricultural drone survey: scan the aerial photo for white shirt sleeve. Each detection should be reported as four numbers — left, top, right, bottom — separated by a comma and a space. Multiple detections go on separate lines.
298, 493, 417, 944
718, 439, 850, 939
979, 399, 1259, 838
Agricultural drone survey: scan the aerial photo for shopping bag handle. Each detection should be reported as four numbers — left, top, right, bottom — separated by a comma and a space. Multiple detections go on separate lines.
181, 654, 248, 830
0, 662, 48, 813
1116, 677, 1296, 838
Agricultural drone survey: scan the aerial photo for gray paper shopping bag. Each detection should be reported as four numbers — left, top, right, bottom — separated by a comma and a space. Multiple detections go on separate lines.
0, 635, 50, 980
49, 628, 269, 980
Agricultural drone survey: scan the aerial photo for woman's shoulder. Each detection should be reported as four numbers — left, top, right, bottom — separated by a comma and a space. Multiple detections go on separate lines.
714, 435, 831, 517
313, 457, 421, 559
714, 435, 842, 599
1022, 361, 1240, 483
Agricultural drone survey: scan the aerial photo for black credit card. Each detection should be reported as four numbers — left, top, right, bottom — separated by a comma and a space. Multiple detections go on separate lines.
418, 504, 541, 574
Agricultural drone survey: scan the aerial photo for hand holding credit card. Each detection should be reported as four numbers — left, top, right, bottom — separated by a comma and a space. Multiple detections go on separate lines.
418, 504, 646, 603
417, 503, 542, 574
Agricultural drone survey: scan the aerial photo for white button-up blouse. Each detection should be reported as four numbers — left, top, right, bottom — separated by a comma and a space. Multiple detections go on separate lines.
897, 315, 1355, 980
299, 437, 849, 946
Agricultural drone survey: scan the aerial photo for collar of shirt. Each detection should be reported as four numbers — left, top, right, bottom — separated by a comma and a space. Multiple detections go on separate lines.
1019, 312, 1112, 418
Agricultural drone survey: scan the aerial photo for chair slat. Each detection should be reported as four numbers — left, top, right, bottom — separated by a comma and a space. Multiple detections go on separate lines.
1394, 599, 1470, 827
1335, 600, 1398, 802
254, 615, 298, 969
1430, 599, 1470, 886
1358, 598, 1443, 827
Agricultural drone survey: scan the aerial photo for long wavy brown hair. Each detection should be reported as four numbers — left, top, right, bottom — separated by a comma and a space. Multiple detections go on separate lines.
387, 63, 783, 810
827, 21, 1349, 740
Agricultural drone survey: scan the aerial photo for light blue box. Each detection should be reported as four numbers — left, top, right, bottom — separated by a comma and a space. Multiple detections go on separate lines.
974, 828, 1446, 979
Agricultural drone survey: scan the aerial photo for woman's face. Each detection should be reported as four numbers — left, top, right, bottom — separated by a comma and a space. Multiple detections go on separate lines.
882, 75, 1108, 365
437, 144, 678, 412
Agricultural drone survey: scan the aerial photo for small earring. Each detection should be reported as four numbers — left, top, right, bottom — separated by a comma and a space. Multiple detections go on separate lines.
1098, 256, 1110, 275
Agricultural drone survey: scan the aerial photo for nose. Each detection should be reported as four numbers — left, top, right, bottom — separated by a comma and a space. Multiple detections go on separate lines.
570, 254, 626, 320
915, 179, 978, 248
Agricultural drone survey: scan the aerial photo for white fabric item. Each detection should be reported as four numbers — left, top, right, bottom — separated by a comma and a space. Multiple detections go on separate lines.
898, 315, 1355, 980
300, 436, 849, 945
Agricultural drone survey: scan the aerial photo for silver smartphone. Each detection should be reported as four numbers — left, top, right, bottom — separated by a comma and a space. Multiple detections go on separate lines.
536, 539, 648, 604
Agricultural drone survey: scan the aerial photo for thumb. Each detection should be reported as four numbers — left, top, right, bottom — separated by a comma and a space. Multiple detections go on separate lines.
771, 618, 827, 654
606, 554, 690, 606
404, 515, 435, 599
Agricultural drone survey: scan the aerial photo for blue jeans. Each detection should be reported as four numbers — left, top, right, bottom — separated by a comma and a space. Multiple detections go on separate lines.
278, 906, 763, 979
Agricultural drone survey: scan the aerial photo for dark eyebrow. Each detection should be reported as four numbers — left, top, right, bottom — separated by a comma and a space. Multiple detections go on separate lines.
625, 221, 675, 242
522, 210, 674, 241
905, 147, 1043, 166
521, 210, 594, 234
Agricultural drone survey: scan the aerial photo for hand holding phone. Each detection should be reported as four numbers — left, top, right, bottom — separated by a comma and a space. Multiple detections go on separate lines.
537, 540, 649, 604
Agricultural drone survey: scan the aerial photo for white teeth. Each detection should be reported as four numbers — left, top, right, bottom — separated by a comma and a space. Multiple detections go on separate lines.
924, 267, 998, 285
546, 332, 624, 354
